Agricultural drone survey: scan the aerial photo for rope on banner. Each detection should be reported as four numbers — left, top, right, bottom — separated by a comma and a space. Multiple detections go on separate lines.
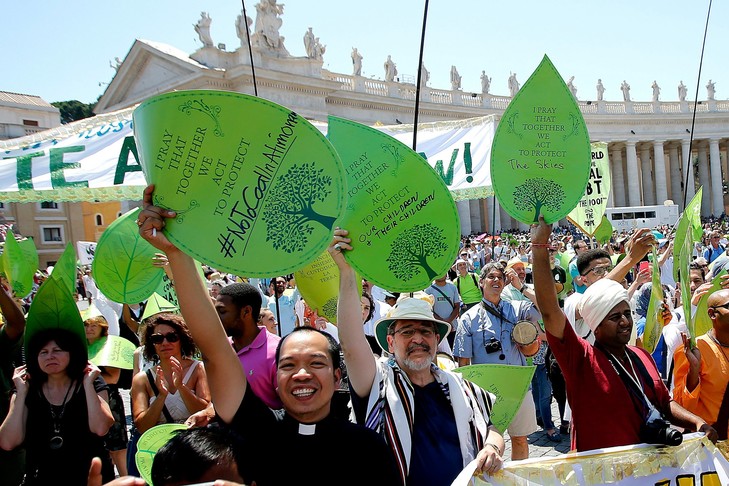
240, 0, 259, 97
412, 0, 430, 151
682, 0, 713, 210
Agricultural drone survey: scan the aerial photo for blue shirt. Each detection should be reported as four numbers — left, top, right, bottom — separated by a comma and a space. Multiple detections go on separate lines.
454, 299, 536, 366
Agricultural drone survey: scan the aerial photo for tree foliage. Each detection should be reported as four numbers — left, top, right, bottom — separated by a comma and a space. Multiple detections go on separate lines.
513, 177, 565, 222
321, 297, 338, 322
262, 162, 336, 253
386, 223, 447, 281
51, 100, 96, 124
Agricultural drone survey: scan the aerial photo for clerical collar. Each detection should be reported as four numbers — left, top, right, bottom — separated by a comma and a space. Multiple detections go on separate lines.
298, 423, 316, 436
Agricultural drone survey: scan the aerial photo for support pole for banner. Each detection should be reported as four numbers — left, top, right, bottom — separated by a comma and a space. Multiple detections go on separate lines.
411, 0, 430, 151
273, 278, 282, 337
240, 0, 259, 97
682, 0, 712, 211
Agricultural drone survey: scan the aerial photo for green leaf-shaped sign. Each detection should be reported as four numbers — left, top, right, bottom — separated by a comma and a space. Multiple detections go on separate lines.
51, 243, 78, 297
456, 364, 535, 433
593, 215, 614, 244
2, 231, 38, 298
294, 250, 362, 324
329, 117, 460, 292
135, 423, 187, 486
133, 90, 346, 277
93, 208, 164, 304
491, 55, 591, 224
88, 335, 137, 369
25, 275, 85, 348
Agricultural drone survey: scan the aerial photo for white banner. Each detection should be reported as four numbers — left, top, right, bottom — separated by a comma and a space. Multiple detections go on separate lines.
0, 110, 494, 202
454, 435, 729, 486
76, 241, 97, 265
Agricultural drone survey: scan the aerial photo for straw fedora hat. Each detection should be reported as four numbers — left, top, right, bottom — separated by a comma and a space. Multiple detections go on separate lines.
374, 296, 451, 352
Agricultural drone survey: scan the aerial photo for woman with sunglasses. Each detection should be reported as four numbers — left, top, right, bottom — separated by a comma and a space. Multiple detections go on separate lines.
131, 313, 210, 433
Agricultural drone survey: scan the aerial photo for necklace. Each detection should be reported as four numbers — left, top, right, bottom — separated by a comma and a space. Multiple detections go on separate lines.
709, 329, 729, 348
47, 380, 75, 450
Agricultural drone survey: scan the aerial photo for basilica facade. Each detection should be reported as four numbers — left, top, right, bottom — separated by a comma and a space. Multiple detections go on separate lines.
95, 8, 729, 234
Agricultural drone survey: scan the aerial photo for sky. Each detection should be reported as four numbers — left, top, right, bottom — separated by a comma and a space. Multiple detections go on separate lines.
3, 0, 727, 108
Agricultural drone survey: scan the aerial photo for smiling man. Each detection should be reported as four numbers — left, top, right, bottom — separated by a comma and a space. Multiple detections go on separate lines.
531, 215, 717, 452
330, 229, 504, 486
137, 186, 399, 486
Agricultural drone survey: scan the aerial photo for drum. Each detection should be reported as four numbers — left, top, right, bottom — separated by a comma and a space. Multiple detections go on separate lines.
436, 352, 456, 371
512, 320, 540, 357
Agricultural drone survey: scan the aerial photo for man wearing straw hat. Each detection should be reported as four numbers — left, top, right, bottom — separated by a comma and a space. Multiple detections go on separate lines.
330, 229, 504, 485
531, 215, 717, 452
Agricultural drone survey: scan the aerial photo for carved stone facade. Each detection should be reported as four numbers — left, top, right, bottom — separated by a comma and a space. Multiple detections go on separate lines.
95, 12, 728, 233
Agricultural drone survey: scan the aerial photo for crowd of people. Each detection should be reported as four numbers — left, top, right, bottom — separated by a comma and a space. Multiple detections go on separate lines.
1, 185, 729, 485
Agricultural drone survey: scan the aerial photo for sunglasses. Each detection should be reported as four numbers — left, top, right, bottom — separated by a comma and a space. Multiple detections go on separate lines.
711, 302, 729, 311
150, 332, 180, 345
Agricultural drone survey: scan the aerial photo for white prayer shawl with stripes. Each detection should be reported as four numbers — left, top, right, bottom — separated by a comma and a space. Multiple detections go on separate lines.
359, 357, 494, 483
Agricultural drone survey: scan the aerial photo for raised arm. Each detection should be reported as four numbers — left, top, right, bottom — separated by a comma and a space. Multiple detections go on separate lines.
137, 185, 245, 423
329, 229, 376, 399
606, 228, 655, 283
0, 365, 29, 450
0, 283, 25, 341
531, 216, 565, 340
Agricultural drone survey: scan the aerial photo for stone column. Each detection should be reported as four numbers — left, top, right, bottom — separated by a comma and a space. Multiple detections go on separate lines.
709, 139, 724, 216
457, 200, 472, 235
681, 139, 695, 203
625, 142, 641, 206
697, 143, 711, 217
610, 145, 626, 207
469, 199, 482, 233
485, 196, 501, 234
668, 144, 681, 204
640, 145, 655, 205
653, 141, 668, 204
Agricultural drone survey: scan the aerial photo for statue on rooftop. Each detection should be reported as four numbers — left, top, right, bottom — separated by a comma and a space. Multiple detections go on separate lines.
481, 71, 491, 94
252, 0, 289, 55
596, 79, 605, 101
508, 73, 520, 97
652, 81, 660, 102
194, 12, 214, 48
621, 80, 631, 102
352, 48, 363, 76
384, 55, 397, 82
678, 81, 687, 101
450, 65, 462, 90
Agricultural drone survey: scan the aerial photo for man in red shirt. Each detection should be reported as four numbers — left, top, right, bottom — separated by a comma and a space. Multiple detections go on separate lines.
530, 215, 717, 452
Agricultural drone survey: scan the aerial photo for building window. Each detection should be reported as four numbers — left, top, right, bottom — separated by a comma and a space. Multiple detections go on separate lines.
95, 214, 103, 226
23, 119, 39, 127
41, 226, 64, 244
39, 201, 59, 210
0, 202, 5, 209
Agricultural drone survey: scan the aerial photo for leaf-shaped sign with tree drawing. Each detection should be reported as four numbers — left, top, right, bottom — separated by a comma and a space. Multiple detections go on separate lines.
491, 55, 591, 224
133, 90, 345, 276
93, 208, 164, 304
329, 117, 460, 292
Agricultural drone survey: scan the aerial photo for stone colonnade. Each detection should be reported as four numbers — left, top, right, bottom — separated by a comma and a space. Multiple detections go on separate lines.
458, 138, 727, 234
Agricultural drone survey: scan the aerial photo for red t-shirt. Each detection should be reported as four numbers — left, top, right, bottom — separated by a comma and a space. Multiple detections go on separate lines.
547, 318, 672, 452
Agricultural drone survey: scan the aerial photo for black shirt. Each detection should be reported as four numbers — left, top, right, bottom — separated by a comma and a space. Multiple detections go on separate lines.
229, 386, 402, 486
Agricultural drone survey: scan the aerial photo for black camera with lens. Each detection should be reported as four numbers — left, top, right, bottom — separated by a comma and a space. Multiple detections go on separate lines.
485, 337, 503, 354
639, 409, 683, 446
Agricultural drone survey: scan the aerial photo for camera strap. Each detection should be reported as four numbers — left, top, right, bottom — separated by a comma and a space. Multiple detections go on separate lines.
480, 300, 515, 326
596, 344, 657, 420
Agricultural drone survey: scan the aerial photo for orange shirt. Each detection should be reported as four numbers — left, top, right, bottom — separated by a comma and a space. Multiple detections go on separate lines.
673, 334, 729, 437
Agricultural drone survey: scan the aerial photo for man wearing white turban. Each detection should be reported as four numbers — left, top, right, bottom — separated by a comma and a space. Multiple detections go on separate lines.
530, 215, 717, 452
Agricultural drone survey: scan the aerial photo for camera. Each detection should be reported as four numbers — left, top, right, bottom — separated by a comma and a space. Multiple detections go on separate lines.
485, 337, 503, 354
640, 409, 683, 446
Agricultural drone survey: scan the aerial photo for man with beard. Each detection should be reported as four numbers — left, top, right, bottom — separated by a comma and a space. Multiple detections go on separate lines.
330, 229, 504, 486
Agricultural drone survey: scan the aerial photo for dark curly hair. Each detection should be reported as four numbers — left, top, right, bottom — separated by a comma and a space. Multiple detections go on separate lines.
361, 291, 375, 323
142, 313, 198, 363
26, 328, 88, 384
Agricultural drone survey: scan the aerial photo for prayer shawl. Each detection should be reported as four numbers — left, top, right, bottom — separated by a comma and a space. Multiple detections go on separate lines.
360, 357, 493, 484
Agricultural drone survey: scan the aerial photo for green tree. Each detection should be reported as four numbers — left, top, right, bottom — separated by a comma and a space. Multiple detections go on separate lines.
386, 223, 447, 281
51, 100, 96, 124
513, 177, 565, 223
262, 162, 337, 253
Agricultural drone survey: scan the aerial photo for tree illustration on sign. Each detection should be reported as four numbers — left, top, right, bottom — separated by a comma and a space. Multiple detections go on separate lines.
262, 162, 337, 253
321, 297, 338, 321
513, 177, 565, 223
386, 223, 447, 281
